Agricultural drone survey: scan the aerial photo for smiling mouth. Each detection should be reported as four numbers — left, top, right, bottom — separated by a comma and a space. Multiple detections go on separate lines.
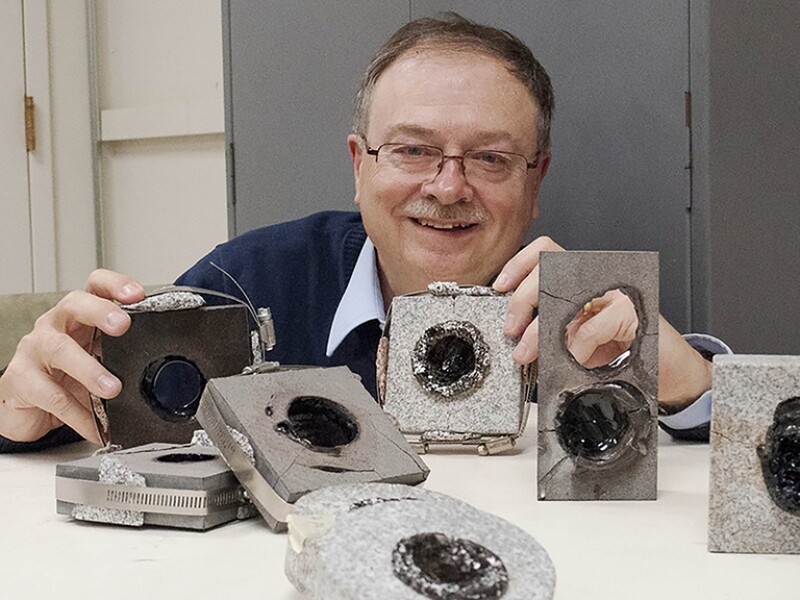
413, 218, 478, 231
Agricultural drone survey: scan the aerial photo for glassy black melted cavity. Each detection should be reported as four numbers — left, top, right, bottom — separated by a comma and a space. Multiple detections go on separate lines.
140, 355, 206, 422
275, 396, 359, 454
412, 321, 489, 397
393, 532, 508, 600
556, 385, 632, 460
156, 452, 216, 463
350, 497, 420, 510
758, 396, 800, 514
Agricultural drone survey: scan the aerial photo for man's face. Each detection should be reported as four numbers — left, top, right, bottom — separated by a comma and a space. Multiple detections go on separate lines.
349, 49, 549, 297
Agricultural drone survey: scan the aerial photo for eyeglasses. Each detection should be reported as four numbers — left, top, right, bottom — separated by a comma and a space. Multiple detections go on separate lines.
365, 142, 540, 184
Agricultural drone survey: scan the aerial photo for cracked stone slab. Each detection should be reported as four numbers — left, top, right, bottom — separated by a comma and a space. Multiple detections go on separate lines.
196, 366, 429, 531
382, 286, 527, 439
55, 443, 254, 530
100, 304, 252, 448
285, 483, 556, 600
709, 355, 800, 553
537, 251, 659, 500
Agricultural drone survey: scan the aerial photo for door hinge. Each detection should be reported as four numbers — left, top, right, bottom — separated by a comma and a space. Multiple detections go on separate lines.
25, 96, 36, 152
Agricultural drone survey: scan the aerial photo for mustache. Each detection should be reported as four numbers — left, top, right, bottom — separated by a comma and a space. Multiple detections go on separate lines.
403, 199, 487, 224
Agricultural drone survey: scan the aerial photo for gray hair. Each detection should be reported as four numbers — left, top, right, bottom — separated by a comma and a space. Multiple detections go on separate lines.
352, 12, 555, 152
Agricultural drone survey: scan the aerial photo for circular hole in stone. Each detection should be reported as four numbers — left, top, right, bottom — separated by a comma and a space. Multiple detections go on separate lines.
275, 396, 359, 452
563, 288, 639, 372
392, 532, 508, 600
155, 452, 216, 463
140, 355, 205, 422
758, 396, 800, 514
426, 335, 476, 385
556, 385, 632, 460
412, 321, 489, 397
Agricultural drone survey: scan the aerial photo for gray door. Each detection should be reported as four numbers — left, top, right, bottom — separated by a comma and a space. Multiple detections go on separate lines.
226, 1, 692, 331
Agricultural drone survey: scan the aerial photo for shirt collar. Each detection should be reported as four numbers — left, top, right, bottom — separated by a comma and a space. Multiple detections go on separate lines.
325, 237, 385, 357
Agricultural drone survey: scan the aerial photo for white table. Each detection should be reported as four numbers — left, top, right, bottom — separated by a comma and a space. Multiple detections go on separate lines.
2, 420, 798, 600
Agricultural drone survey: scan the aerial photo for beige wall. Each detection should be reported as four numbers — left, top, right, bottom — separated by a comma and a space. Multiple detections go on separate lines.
94, 0, 228, 286
0, 0, 228, 294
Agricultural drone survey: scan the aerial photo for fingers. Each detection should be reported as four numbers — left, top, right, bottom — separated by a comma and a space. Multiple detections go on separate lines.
0, 360, 101, 444
512, 315, 539, 365
492, 236, 563, 293
495, 237, 564, 358
85, 268, 145, 304
566, 291, 638, 366
24, 370, 101, 444
42, 289, 132, 339
503, 266, 539, 338
0, 269, 140, 444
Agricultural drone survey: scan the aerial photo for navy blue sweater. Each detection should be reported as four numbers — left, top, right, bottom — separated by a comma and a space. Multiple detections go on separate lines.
174, 211, 382, 395
0, 211, 711, 450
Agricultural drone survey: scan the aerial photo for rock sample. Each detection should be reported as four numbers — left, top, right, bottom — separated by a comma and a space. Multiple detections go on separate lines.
380, 283, 534, 455
285, 482, 556, 599
709, 354, 800, 554
100, 291, 251, 448
55, 442, 254, 530
196, 366, 429, 531
537, 251, 659, 500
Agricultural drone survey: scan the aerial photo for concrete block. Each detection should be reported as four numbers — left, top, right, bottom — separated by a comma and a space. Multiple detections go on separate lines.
100, 302, 251, 448
537, 251, 659, 500
196, 366, 429, 531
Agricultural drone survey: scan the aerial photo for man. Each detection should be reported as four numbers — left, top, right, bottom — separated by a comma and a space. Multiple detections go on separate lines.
0, 14, 722, 452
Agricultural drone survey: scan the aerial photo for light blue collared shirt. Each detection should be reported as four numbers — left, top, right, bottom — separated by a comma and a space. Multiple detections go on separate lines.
326, 238, 385, 357
325, 238, 725, 431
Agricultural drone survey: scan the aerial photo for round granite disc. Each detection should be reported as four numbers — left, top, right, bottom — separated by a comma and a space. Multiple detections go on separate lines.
292, 490, 555, 600
285, 483, 455, 595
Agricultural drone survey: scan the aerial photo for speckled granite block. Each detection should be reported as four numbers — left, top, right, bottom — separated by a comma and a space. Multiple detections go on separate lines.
537, 251, 659, 501
55, 443, 253, 530
197, 367, 429, 531
383, 289, 524, 437
286, 483, 555, 600
709, 355, 800, 554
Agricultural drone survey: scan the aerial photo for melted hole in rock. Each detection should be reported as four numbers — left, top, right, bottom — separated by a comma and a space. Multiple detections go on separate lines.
758, 396, 800, 514
426, 335, 476, 386
156, 452, 216, 463
312, 465, 356, 473
564, 289, 639, 371
393, 532, 509, 600
350, 497, 420, 510
556, 386, 631, 460
140, 355, 206, 422
275, 396, 359, 453
412, 321, 489, 397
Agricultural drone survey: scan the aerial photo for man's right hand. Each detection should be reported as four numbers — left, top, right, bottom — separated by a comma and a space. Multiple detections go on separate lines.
0, 269, 144, 444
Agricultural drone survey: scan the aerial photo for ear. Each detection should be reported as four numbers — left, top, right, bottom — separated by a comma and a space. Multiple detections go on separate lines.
348, 134, 365, 205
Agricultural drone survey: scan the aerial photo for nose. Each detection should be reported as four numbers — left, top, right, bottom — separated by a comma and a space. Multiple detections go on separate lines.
420, 155, 474, 205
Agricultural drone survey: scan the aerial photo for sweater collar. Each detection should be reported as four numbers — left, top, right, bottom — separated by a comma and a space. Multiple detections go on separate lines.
326, 237, 385, 357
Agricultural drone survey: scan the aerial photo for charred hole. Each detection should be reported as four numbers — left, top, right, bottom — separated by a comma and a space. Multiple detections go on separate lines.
556, 385, 633, 460
393, 532, 508, 599
275, 396, 359, 452
412, 321, 489, 397
758, 396, 800, 514
140, 355, 205, 422
156, 452, 216, 463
